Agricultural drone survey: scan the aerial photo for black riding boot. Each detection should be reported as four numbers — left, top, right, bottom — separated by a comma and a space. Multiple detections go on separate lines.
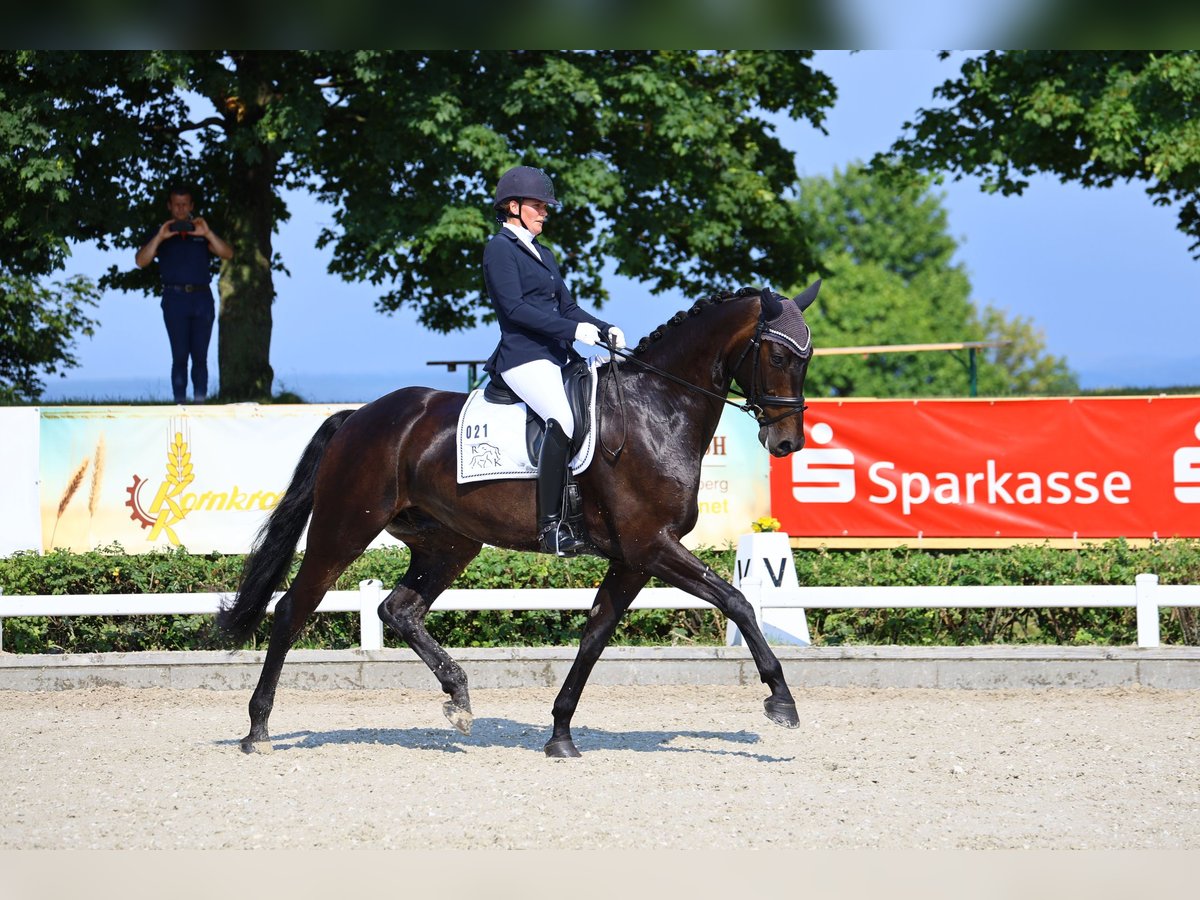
537, 419, 588, 557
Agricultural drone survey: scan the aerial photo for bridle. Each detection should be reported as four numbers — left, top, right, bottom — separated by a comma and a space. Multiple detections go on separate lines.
599, 302, 810, 459
728, 309, 812, 426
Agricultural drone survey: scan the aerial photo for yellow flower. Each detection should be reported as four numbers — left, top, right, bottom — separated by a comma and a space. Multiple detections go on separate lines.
751, 516, 781, 533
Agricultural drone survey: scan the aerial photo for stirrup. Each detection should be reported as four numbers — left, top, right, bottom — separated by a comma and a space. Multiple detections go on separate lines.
538, 519, 589, 557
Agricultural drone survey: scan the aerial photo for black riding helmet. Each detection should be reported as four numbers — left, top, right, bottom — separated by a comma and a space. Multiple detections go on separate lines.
493, 166, 558, 223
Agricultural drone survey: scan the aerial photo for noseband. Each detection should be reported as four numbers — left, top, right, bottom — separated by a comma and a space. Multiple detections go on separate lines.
599, 304, 809, 458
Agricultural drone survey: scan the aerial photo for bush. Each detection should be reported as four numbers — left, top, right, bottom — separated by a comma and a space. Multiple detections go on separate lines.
792, 539, 1200, 646
1, 540, 1197, 653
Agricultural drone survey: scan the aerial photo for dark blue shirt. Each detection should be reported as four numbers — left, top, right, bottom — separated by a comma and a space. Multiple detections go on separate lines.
151, 231, 213, 287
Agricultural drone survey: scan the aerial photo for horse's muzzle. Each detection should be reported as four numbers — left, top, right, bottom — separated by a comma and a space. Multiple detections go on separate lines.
761, 426, 805, 457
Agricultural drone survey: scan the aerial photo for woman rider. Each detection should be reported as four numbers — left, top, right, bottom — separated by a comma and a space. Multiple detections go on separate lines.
482, 165, 626, 556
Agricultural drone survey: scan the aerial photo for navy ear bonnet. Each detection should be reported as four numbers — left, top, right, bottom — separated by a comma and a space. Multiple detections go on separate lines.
760, 282, 820, 359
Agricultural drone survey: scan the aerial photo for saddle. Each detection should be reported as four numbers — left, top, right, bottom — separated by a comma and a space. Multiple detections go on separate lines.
483, 358, 594, 465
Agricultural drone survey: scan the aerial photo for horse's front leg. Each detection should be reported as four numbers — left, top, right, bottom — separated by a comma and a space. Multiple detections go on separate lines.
643, 540, 799, 729
545, 561, 649, 757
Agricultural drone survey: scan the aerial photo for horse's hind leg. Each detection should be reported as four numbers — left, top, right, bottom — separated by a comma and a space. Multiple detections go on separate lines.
242, 539, 379, 753
240, 590, 310, 753
377, 534, 482, 734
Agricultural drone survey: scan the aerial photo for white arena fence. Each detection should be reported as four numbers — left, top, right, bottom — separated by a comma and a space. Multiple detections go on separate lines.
2, 575, 1199, 652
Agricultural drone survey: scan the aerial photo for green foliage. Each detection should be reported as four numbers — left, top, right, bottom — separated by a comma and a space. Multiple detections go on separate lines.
308, 51, 833, 327
792, 164, 1078, 397
0, 50, 836, 399
795, 539, 1200, 646
2, 541, 1198, 653
882, 51, 1200, 258
0, 273, 100, 402
0, 52, 175, 278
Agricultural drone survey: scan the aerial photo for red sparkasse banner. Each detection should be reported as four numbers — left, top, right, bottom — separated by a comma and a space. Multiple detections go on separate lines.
770, 396, 1200, 540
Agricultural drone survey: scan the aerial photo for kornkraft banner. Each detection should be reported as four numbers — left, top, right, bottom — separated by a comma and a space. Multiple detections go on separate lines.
38, 404, 380, 554
32, 403, 765, 555
771, 396, 1200, 541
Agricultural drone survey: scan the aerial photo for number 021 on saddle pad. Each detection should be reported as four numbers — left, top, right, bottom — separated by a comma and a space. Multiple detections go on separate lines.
455, 358, 602, 484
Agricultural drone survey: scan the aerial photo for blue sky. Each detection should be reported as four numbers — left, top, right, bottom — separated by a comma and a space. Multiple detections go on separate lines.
49, 50, 1199, 402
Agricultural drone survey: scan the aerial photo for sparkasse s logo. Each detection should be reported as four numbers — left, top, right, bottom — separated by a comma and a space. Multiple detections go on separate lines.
1175, 421, 1200, 503
791, 422, 854, 502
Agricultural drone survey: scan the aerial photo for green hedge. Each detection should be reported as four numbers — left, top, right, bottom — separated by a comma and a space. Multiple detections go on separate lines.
1, 539, 1198, 653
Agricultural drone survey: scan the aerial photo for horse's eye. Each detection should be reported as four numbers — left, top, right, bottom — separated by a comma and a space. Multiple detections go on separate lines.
770, 353, 786, 368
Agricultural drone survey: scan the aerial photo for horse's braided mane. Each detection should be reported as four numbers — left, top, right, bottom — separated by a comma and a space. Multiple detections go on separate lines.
631, 286, 761, 356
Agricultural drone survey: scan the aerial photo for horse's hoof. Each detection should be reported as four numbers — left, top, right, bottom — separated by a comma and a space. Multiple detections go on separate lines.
442, 701, 473, 735
764, 698, 800, 729
240, 736, 274, 755
544, 737, 582, 758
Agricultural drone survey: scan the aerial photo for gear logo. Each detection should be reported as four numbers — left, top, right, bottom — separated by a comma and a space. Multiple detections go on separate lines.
124, 474, 154, 529
123, 428, 195, 545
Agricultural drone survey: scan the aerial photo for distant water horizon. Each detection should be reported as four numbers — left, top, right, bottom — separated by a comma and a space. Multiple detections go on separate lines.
36, 368, 477, 404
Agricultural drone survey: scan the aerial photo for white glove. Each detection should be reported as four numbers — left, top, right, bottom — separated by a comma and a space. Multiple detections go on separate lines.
574, 322, 601, 345
607, 326, 626, 350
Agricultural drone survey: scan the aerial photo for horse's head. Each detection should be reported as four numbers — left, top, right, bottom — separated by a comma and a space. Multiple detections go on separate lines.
735, 281, 820, 457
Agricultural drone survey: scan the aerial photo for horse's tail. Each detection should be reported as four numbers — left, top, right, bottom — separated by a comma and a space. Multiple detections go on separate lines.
216, 409, 357, 643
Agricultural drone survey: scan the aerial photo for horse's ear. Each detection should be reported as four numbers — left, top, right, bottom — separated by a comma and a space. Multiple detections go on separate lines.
793, 279, 821, 311
760, 287, 783, 319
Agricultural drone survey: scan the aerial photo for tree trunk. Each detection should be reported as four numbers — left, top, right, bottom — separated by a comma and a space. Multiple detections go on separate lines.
217, 160, 275, 400
216, 73, 278, 402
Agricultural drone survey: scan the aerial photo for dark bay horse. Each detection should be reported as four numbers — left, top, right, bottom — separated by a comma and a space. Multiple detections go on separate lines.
217, 283, 820, 757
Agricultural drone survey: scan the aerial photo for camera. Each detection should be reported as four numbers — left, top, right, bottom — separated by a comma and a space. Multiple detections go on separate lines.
169, 219, 195, 233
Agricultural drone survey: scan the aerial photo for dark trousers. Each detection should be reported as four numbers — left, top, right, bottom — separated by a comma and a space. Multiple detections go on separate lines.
161, 290, 215, 403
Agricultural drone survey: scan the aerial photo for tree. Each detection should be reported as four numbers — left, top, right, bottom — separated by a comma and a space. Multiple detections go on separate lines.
0, 50, 835, 400
791, 164, 1076, 397
0, 52, 212, 399
881, 51, 1200, 257
0, 274, 100, 403
974, 305, 1079, 396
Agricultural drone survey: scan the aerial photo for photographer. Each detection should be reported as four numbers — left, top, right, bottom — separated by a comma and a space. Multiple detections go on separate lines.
135, 184, 233, 404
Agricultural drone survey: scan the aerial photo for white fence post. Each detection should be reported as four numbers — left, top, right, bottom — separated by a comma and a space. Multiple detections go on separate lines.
358, 579, 384, 651
1135, 573, 1160, 648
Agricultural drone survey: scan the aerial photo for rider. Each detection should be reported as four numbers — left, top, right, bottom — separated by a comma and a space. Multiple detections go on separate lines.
482, 165, 626, 556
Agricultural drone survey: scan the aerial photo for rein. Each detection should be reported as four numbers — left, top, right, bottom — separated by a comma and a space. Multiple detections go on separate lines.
598, 310, 808, 459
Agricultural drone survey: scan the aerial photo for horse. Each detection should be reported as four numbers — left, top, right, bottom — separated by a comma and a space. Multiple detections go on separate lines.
217, 283, 820, 757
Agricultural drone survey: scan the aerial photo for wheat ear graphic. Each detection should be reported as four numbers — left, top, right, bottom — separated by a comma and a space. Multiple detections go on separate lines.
167, 430, 194, 493
88, 434, 106, 520
49, 455, 91, 548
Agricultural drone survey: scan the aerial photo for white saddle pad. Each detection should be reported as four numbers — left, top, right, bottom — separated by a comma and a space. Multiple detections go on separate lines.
456, 359, 601, 484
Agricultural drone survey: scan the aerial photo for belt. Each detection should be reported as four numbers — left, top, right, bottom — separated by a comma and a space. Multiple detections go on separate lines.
163, 283, 209, 293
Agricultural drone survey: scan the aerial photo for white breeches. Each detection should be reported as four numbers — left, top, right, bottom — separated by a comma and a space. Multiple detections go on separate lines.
501, 358, 574, 439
